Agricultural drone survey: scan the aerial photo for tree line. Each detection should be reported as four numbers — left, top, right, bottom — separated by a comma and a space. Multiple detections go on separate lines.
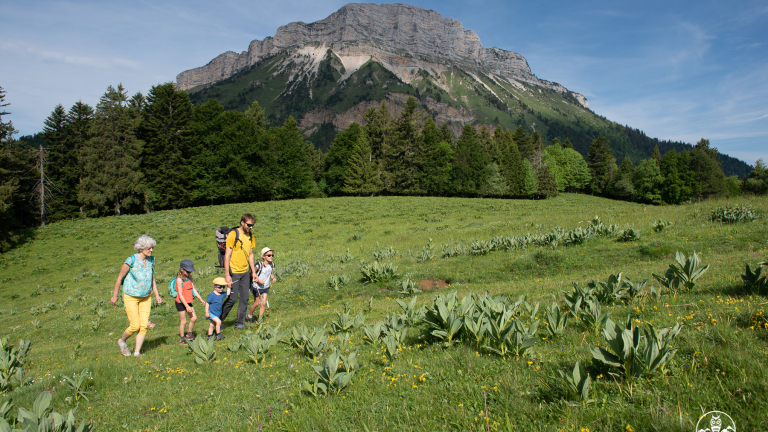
2, 84, 765, 250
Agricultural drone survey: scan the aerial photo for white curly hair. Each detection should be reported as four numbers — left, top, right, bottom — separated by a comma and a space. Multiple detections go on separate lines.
133, 235, 157, 252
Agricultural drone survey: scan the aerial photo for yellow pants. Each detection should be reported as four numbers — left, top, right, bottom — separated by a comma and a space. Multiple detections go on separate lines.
123, 293, 151, 336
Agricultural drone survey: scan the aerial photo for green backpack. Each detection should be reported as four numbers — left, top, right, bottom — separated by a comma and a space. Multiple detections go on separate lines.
169, 276, 199, 299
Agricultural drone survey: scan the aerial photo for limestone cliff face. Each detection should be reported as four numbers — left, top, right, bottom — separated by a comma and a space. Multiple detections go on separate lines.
176, 3, 588, 109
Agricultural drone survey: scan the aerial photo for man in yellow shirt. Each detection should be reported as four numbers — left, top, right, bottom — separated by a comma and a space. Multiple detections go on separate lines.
221, 214, 258, 329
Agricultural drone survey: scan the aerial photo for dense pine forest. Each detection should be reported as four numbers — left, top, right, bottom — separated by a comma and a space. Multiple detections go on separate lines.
2, 83, 767, 251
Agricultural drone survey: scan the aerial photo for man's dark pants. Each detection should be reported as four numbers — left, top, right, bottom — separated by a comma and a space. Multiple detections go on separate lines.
220, 271, 251, 326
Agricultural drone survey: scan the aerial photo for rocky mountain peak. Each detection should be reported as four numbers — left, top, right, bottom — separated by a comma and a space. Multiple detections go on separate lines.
176, 3, 588, 109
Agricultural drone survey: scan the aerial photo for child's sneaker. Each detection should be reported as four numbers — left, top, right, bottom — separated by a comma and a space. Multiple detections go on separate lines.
180, 337, 187, 345
133, 352, 144, 357
215, 333, 225, 341
207, 335, 213, 341
147, 321, 156, 329
245, 315, 254, 323
185, 332, 196, 341
117, 339, 130, 356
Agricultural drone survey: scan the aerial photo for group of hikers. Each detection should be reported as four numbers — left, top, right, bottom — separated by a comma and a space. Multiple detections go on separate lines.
110, 214, 275, 357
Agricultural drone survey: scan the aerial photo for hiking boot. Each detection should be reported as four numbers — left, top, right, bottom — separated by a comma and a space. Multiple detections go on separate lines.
117, 339, 130, 357
215, 333, 225, 341
234, 324, 247, 330
180, 337, 187, 345
245, 315, 254, 323
185, 332, 196, 341
207, 335, 213, 341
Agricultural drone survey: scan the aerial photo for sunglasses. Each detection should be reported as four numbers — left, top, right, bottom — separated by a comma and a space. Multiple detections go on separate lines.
245, 223, 254, 228
265, 254, 273, 257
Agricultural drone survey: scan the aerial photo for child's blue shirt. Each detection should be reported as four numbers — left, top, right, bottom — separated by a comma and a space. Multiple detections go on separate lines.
206, 291, 224, 318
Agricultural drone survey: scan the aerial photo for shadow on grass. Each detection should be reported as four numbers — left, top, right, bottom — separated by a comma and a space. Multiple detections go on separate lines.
142, 336, 169, 353
0, 227, 37, 253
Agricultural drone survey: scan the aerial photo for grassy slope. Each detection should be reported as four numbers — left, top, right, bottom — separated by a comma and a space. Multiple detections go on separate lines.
2, 195, 766, 431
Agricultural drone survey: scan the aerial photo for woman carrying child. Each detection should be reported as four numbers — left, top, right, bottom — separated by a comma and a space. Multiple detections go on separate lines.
111, 235, 163, 357
175, 260, 206, 344
247, 247, 277, 323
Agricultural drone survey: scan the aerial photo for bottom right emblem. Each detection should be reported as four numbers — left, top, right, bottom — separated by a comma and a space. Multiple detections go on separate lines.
696, 411, 736, 432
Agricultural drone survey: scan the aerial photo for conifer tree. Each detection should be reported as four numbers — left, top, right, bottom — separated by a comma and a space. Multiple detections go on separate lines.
261, 116, 314, 199
495, 128, 524, 195
419, 118, 453, 196
452, 124, 490, 195
138, 83, 194, 210
64, 101, 93, 215
41, 105, 69, 222
562, 137, 573, 149
323, 123, 362, 196
0, 87, 36, 240
652, 144, 661, 166
79, 84, 144, 216
387, 96, 423, 194
245, 100, 268, 129
587, 136, 614, 194
343, 133, 383, 196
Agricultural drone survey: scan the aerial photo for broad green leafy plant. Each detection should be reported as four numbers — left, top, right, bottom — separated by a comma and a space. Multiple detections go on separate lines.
559, 361, 593, 404
653, 251, 710, 293
302, 348, 360, 397
186, 337, 216, 364
0, 391, 93, 431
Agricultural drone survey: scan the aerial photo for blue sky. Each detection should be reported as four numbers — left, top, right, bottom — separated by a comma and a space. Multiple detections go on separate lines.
2, 0, 766, 165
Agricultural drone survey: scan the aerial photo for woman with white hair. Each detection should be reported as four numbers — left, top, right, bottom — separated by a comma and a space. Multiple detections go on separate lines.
111, 235, 163, 357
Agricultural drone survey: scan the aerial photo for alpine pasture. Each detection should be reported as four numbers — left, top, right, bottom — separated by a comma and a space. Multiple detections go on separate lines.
0, 194, 766, 431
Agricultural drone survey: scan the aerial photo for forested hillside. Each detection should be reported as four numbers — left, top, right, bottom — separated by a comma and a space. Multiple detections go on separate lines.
4, 82, 765, 253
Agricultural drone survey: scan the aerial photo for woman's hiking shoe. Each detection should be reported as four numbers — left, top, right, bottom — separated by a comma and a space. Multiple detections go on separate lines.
234, 324, 247, 330
117, 339, 130, 357
215, 334, 225, 341
185, 332, 195, 341
133, 352, 144, 357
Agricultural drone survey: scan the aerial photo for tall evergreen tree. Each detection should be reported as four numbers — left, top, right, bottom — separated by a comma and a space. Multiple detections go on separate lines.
515, 126, 535, 161
387, 96, 423, 194
343, 133, 383, 196
138, 83, 194, 210
0, 87, 36, 242
419, 118, 453, 196
587, 136, 614, 194
191, 106, 260, 205
562, 137, 573, 149
245, 100, 268, 129
496, 128, 524, 195
261, 116, 314, 199
41, 105, 69, 222
79, 84, 144, 216
452, 124, 490, 195
652, 144, 661, 166
323, 123, 362, 196
64, 101, 94, 215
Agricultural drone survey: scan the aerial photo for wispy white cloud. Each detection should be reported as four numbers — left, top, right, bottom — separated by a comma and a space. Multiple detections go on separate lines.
1, 39, 141, 70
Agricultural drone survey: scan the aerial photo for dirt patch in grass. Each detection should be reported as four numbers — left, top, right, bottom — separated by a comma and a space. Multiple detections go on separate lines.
419, 279, 450, 291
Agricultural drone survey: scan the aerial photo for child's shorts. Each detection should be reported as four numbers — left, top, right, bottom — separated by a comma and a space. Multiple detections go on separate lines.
251, 285, 270, 297
175, 301, 194, 312
207, 314, 221, 321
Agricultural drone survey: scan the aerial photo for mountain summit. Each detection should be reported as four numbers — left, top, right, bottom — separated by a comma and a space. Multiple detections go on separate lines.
176, 3, 588, 108
175, 3, 750, 177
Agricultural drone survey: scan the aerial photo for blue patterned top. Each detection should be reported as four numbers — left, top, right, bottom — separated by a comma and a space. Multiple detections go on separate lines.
122, 254, 155, 297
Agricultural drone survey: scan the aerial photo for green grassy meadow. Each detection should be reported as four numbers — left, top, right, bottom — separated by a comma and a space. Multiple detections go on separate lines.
0, 194, 766, 431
